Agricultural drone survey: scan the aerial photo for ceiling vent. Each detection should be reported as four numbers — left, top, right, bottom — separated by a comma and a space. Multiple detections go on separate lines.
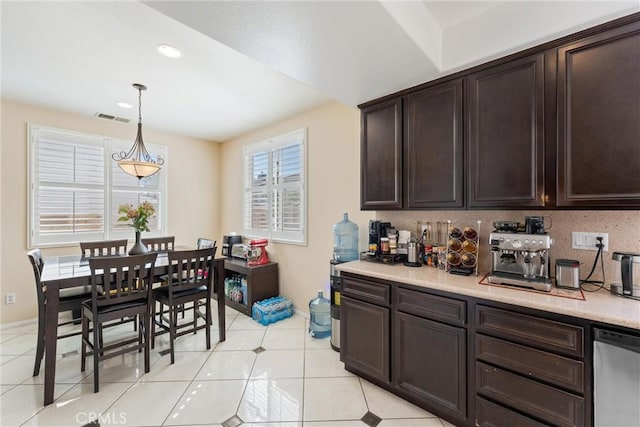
94, 112, 130, 123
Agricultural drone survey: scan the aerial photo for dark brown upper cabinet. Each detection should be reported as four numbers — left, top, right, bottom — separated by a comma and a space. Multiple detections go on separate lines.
405, 79, 464, 209
361, 98, 403, 210
556, 20, 640, 208
466, 53, 546, 208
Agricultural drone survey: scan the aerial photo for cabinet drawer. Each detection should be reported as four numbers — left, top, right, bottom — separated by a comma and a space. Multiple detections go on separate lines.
476, 334, 584, 393
396, 286, 466, 326
477, 397, 547, 427
342, 274, 390, 306
477, 362, 584, 427
476, 306, 584, 357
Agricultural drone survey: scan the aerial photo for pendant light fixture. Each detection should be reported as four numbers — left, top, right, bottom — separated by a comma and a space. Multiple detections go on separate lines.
112, 83, 164, 179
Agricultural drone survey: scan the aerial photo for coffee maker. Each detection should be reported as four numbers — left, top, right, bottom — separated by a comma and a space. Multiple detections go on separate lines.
368, 220, 391, 255
487, 223, 553, 291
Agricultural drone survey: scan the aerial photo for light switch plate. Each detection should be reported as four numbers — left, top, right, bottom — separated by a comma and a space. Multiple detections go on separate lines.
572, 232, 609, 252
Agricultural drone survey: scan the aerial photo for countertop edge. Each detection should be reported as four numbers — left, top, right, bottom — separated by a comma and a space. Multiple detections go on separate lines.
337, 261, 640, 331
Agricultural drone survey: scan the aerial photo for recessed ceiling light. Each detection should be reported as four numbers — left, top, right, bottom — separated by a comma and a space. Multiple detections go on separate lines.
117, 102, 133, 109
157, 44, 182, 59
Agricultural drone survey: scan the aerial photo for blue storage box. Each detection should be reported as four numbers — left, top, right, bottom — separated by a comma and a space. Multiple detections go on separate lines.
252, 296, 293, 326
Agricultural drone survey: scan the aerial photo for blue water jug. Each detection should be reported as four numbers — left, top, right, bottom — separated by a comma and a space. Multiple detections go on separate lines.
309, 290, 331, 339
333, 212, 359, 262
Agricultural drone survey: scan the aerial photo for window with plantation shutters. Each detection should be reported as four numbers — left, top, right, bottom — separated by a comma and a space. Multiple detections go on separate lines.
243, 128, 307, 245
29, 125, 167, 247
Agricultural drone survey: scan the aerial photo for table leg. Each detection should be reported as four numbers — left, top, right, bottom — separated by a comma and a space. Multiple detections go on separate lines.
44, 281, 60, 405
215, 259, 226, 342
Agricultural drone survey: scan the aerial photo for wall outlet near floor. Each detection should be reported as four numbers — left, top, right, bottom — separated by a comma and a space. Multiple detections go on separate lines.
572, 232, 609, 252
5, 293, 16, 304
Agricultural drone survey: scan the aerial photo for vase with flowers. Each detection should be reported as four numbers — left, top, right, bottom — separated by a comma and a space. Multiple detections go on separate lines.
118, 201, 156, 255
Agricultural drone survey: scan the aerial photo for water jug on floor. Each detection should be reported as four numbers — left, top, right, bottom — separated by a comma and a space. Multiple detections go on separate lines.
309, 290, 331, 339
333, 212, 359, 262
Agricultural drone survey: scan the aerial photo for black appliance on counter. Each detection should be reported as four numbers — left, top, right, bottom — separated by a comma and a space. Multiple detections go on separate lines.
368, 220, 391, 255
222, 234, 243, 257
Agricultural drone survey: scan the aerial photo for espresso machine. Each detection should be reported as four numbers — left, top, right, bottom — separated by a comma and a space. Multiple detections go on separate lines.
487, 224, 553, 292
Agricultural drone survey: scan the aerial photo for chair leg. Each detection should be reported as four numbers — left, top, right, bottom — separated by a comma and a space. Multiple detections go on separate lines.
93, 322, 100, 393
144, 313, 150, 374
138, 313, 143, 353
33, 307, 46, 377
193, 303, 197, 334
169, 305, 176, 365
150, 301, 156, 350
81, 315, 88, 372
205, 296, 212, 350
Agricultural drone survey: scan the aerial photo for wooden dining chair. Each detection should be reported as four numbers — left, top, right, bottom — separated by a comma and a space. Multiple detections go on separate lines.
151, 247, 215, 364
197, 238, 216, 249
80, 239, 128, 257
195, 239, 216, 323
81, 252, 158, 393
142, 236, 175, 252
28, 249, 93, 376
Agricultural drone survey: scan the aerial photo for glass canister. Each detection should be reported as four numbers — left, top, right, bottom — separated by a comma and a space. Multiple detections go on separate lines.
333, 212, 359, 262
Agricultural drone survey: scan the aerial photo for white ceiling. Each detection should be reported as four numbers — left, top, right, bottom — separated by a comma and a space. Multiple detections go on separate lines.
2, 1, 638, 142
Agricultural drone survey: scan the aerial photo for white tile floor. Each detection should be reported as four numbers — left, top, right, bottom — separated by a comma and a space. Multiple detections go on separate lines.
0, 301, 451, 427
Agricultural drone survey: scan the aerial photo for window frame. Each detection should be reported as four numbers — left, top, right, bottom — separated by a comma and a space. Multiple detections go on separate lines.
28, 124, 168, 248
242, 128, 307, 245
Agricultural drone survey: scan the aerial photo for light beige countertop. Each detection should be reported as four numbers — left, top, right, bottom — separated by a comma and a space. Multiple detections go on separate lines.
337, 260, 640, 330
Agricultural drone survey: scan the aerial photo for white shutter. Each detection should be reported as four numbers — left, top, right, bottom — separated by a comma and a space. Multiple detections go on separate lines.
29, 125, 168, 247
31, 128, 106, 245
242, 128, 306, 244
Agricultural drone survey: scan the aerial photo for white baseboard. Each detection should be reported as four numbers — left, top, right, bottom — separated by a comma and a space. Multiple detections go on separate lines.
293, 308, 309, 319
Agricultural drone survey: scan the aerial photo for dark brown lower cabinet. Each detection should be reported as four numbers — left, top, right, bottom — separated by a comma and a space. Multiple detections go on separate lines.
394, 311, 467, 422
476, 362, 585, 427
477, 397, 547, 427
340, 295, 390, 382
339, 273, 593, 427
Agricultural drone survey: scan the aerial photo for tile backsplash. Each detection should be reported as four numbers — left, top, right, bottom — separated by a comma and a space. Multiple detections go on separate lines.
376, 210, 640, 284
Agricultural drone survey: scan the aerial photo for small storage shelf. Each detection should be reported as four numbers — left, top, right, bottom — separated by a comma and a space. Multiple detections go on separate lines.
223, 259, 279, 316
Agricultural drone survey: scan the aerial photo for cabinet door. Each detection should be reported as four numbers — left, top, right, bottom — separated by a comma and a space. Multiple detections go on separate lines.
405, 79, 464, 209
556, 21, 640, 207
340, 295, 390, 382
361, 98, 403, 210
394, 311, 467, 421
466, 53, 546, 208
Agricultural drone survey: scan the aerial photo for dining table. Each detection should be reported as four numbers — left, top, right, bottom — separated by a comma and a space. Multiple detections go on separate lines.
39, 248, 226, 406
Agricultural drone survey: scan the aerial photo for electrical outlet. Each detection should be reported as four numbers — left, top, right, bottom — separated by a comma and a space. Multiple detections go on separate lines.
5, 293, 16, 304
572, 232, 609, 252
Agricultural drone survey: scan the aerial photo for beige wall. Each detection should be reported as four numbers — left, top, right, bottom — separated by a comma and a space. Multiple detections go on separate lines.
220, 102, 375, 313
379, 210, 640, 283
4, 98, 638, 323
220, 100, 640, 313
0, 100, 221, 324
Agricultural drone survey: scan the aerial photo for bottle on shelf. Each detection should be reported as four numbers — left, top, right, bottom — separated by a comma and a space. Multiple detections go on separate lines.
309, 290, 331, 339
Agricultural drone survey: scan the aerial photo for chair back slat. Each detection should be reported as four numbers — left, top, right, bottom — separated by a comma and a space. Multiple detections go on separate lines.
196, 238, 216, 249
89, 253, 157, 308
167, 247, 215, 297
27, 249, 45, 304
80, 239, 128, 257
142, 236, 175, 252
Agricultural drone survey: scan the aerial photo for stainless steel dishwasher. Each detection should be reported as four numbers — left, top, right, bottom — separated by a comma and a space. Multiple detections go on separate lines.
594, 328, 640, 427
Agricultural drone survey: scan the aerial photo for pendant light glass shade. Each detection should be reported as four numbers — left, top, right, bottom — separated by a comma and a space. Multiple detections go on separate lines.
112, 83, 164, 179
